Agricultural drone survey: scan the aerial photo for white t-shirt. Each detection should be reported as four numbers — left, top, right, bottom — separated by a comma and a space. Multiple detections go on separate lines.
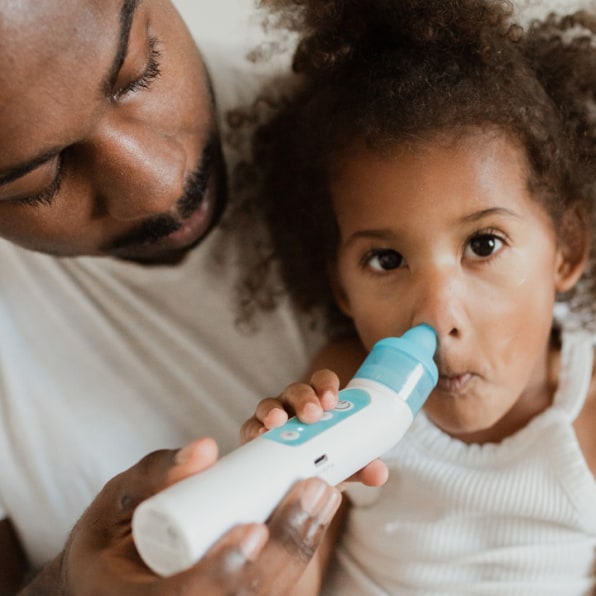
0, 45, 318, 568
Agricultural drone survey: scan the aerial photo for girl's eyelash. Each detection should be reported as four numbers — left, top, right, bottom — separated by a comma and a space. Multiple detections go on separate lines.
12, 159, 65, 208
468, 226, 507, 244
465, 227, 509, 260
360, 248, 380, 268
118, 36, 162, 96
359, 247, 401, 270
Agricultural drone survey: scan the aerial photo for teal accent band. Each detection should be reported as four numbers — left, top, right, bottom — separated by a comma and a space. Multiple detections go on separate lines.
262, 388, 371, 446
352, 324, 438, 415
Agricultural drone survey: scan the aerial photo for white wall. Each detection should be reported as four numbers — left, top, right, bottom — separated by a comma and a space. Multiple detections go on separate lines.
172, 0, 596, 47
172, 0, 266, 50
515, 0, 595, 22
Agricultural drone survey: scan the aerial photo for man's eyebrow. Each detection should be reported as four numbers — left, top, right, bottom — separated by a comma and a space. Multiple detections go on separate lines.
102, 0, 142, 94
0, 147, 62, 186
0, 0, 142, 186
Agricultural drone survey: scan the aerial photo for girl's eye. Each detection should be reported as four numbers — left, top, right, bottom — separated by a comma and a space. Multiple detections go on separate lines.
364, 249, 405, 272
117, 36, 161, 97
465, 233, 504, 259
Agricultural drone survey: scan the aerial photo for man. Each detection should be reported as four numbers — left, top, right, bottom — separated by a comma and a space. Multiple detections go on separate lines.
0, 0, 344, 592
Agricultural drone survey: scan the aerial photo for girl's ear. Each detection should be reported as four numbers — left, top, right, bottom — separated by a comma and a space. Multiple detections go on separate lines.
327, 262, 353, 318
554, 206, 590, 293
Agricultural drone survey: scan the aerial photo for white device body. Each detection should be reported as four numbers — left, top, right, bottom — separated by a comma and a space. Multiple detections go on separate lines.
132, 376, 422, 576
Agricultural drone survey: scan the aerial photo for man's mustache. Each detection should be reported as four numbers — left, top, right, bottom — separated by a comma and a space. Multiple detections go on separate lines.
107, 137, 215, 250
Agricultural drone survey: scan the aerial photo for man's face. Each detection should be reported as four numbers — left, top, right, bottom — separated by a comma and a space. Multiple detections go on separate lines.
0, 0, 226, 263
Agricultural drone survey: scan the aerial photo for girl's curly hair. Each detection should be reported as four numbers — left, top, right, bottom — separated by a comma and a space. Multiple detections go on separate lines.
236, 0, 596, 336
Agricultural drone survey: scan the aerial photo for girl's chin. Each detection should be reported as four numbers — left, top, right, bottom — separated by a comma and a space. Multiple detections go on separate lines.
424, 402, 504, 443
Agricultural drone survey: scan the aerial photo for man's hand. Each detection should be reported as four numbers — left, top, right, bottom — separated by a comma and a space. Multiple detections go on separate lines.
20, 438, 341, 595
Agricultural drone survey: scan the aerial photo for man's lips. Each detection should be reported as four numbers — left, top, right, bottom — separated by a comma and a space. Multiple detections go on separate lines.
105, 135, 218, 255
155, 191, 210, 248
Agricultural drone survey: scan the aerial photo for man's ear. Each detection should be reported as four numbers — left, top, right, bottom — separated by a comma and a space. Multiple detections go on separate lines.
327, 262, 353, 318
555, 205, 590, 293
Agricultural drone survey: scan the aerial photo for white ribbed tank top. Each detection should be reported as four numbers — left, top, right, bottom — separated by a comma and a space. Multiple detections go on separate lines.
324, 328, 596, 595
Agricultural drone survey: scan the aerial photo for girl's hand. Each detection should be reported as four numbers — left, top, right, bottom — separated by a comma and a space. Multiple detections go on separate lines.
240, 370, 388, 488
240, 369, 340, 443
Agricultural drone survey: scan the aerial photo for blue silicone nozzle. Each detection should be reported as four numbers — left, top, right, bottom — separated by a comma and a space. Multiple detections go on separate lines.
352, 324, 438, 415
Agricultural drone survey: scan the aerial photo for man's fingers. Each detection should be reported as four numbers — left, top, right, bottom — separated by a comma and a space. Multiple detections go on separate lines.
166, 479, 340, 596
256, 478, 341, 594
98, 438, 218, 522
167, 437, 219, 484
163, 524, 269, 596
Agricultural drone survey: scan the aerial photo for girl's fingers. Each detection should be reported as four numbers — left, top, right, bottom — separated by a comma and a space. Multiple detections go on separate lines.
255, 398, 289, 427
345, 459, 389, 487
309, 369, 340, 411
280, 382, 324, 423
240, 417, 267, 444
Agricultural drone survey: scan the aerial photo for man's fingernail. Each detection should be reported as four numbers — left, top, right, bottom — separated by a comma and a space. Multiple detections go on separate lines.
300, 478, 339, 522
174, 443, 194, 464
239, 524, 267, 560
318, 488, 341, 524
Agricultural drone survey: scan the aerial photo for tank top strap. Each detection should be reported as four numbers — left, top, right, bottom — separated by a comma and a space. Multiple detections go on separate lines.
554, 327, 595, 420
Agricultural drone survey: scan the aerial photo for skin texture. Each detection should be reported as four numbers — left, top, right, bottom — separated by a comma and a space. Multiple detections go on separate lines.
0, 1, 345, 592
0, 0, 225, 263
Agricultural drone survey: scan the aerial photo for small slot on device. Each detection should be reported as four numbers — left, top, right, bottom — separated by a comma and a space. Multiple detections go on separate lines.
314, 454, 328, 467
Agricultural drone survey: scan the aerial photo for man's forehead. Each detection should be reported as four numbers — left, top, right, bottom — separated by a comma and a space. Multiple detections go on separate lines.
0, 0, 120, 57
0, 0, 114, 101
0, 0, 125, 166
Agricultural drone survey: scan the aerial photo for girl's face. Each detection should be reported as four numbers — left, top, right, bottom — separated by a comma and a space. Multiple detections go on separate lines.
331, 132, 584, 443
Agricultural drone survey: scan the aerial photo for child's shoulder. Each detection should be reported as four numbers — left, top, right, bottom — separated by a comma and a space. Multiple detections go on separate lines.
309, 335, 368, 388
573, 346, 596, 477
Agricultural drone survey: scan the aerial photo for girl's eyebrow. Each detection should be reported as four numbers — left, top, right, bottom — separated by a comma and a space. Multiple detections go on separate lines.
0, 0, 142, 187
343, 229, 396, 247
342, 208, 520, 247
462, 207, 519, 222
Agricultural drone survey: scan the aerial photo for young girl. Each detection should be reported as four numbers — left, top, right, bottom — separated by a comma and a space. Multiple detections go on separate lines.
241, 0, 596, 593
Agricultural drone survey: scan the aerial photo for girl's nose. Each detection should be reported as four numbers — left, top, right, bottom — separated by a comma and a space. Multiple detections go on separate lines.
83, 113, 187, 221
409, 267, 465, 345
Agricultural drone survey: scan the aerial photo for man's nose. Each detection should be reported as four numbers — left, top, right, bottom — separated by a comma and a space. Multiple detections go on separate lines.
408, 266, 466, 345
83, 114, 187, 221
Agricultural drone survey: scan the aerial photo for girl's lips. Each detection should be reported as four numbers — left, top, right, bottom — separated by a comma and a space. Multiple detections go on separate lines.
437, 372, 473, 393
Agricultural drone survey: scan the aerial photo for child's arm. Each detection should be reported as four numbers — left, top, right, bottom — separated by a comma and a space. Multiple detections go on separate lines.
242, 336, 364, 438
241, 336, 388, 485
573, 350, 596, 477
241, 337, 388, 594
